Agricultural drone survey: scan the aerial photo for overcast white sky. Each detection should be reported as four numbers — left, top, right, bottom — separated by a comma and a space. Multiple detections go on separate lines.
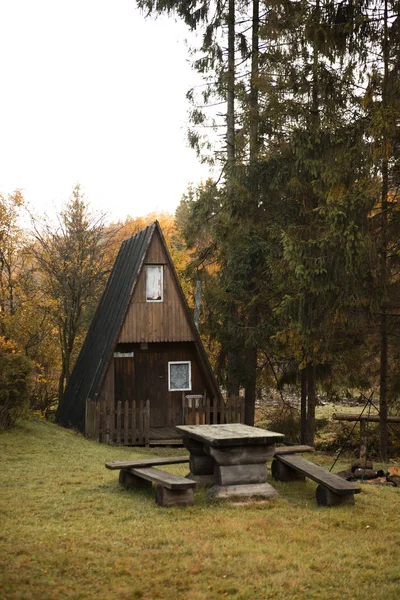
0, 0, 211, 223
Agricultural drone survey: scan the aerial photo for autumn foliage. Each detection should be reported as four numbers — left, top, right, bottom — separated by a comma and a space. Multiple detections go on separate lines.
0, 337, 32, 429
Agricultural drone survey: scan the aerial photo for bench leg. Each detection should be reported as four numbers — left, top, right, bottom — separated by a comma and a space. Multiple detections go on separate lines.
155, 485, 194, 507
271, 459, 306, 482
119, 469, 152, 490
316, 485, 354, 507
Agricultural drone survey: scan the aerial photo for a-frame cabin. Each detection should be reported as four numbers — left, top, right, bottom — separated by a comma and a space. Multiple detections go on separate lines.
56, 222, 235, 445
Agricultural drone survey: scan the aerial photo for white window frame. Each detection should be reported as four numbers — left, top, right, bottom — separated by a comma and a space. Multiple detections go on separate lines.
146, 265, 163, 302
168, 361, 192, 392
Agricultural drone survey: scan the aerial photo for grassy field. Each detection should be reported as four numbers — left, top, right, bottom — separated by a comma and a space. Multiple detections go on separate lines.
1, 418, 400, 600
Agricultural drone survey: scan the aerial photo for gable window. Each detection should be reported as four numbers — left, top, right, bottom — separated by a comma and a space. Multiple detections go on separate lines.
146, 265, 163, 302
168, 361, 191, 391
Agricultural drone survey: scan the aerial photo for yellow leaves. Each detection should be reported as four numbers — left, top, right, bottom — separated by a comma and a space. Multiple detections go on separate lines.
0, 336, 21, 354
272, 327, 332, 366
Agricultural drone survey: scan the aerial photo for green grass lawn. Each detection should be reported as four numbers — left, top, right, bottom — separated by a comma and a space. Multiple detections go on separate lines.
1, 418, 399, 600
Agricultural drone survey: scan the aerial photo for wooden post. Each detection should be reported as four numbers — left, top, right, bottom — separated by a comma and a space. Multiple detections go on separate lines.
199, 395, 204, 425
116, 401, 122, 445
227, 397, 233, 423
220, 397, 225, 425
139, 398, 144, 445
232, 397, 237, 423
206, 395, 210, 424
360, 417, 367, 469
211, 396, 216, 424
124, 400, 129, 445
119, 469, 152, 490
106, 406, 111, 445
132, 399, 137, 445
145, 399, 150, 447
189, 403, 193, 425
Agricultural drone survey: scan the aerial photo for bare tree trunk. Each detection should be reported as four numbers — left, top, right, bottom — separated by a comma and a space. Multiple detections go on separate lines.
226, 0, 239, 398
300, 367, 307, 444
302, 0, 320, 448
244, 347, 257, 425
226, 0, 235, 177
379, 0, 390, 461
242, 0, 260, 424
249, 0, 259, 160
58, 363, 66, 404
305, 364, 316, 445
379, 311, 388, 460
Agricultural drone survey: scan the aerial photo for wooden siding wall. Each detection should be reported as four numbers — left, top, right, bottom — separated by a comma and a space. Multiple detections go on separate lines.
118, 232, 195, 343
110, 342, 212, 428
96, 342, 213, 430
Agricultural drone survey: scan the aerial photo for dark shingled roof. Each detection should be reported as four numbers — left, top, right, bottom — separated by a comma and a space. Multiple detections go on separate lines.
56, 223, 155, 430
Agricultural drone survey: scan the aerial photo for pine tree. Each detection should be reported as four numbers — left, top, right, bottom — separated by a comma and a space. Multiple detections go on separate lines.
363, 0, 400, 459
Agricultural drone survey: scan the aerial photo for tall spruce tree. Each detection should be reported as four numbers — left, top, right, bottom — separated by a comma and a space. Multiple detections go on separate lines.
138, 0, 399, 446
248, 0, 378, 442
363, 0, 400, 459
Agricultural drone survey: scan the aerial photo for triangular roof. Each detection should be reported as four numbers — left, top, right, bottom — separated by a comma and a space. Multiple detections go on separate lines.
56, 221, 221, 430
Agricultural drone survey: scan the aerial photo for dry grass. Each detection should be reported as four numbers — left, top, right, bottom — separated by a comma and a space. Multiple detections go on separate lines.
1, 418, 400, 600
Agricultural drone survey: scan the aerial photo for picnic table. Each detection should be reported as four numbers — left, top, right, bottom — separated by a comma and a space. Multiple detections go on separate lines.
175, 423, 284, 501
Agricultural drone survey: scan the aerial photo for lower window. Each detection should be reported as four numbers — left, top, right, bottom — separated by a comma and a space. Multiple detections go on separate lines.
168, 361, 192, 391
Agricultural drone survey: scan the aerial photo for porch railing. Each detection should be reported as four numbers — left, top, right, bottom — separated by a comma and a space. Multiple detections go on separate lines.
85, 394, 245, 445
86, 398, 150, 446
183, 394, 245, 425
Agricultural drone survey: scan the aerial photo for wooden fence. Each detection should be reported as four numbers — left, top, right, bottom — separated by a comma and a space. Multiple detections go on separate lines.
86, 398, 150, 446
85, 394, 245, 445
183, 394, 245, 426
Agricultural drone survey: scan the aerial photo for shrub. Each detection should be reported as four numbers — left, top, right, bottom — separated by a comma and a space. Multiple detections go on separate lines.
257, 405, 301, 444
0, 337, 33, 429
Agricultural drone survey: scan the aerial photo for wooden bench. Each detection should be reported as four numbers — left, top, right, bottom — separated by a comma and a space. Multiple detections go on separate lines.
274, 445, 315, 456
105, 456, 190, 470
106, 456, 194, 507
271, 454, 361, 506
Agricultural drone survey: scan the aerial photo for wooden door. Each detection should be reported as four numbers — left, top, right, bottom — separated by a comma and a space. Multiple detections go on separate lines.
114, 356, 135, 405
134, 350, 167, 428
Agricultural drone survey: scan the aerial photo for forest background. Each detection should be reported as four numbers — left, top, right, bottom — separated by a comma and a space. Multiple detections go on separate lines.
0, 0, 399, 460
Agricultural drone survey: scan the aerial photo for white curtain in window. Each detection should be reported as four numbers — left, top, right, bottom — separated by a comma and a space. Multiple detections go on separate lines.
169, 363, 191, 390
146, 266, 162, 301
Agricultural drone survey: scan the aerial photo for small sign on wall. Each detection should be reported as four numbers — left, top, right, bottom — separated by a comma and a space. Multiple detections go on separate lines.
114, 352, 134, 358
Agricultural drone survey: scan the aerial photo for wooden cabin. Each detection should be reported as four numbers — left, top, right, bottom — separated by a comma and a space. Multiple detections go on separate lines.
56, 222, 244, 445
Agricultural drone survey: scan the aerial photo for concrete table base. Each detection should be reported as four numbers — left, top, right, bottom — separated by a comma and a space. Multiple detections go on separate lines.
177, 424, 284, 502
208, 482, 279, 502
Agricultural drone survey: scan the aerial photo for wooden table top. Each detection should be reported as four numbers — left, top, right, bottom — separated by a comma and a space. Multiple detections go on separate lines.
175, 424, 285, 447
